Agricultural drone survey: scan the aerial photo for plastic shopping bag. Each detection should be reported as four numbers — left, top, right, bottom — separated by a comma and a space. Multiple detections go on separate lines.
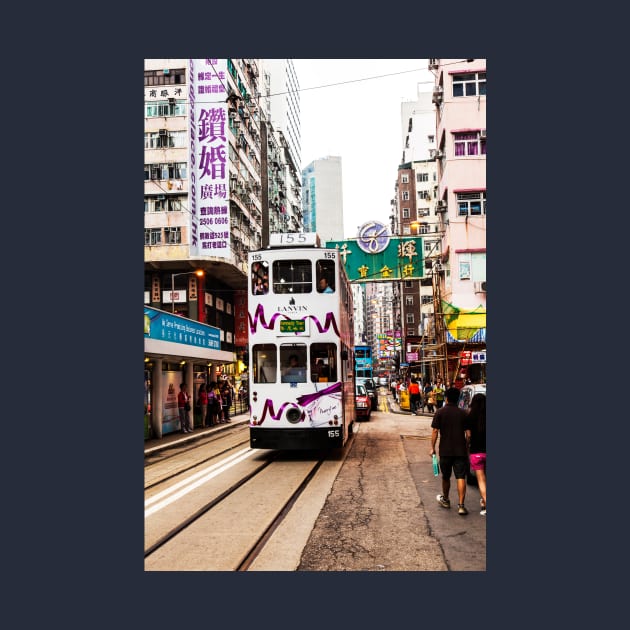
432, 454, 440, 477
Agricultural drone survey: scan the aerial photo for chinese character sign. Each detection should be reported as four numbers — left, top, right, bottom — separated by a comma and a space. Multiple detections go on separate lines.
189, 59, 230, 259
326, 237, 424, 281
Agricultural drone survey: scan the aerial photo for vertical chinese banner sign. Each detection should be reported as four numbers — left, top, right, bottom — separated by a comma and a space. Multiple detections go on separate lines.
188, 59, 231, 259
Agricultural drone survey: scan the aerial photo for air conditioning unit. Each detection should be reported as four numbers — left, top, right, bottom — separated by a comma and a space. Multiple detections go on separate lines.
435, 200, 447, 213
229, 111, 237, 119
432, 86, 443, 104
480, 129, 487, 139
243, 110, 250, 119
158, 129, 167, 136
429, 59, 439, 70
433, 150, 444, 159
474, 281, 487, 293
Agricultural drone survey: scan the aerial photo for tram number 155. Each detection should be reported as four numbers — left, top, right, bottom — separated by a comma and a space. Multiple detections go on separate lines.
328, 429, 340, 438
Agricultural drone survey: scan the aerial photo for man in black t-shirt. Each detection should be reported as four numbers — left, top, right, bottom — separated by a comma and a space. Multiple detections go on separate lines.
430, 387, 470, 515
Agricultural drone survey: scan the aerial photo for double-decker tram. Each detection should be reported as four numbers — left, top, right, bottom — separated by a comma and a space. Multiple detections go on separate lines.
247, 233, 356, 450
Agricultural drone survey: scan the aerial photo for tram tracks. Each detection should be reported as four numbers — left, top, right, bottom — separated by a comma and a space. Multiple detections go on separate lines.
144, 431, 356, 571
144, 434, 251, 489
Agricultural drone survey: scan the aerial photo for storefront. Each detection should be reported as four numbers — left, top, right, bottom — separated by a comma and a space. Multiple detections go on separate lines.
144, 306, 236, 438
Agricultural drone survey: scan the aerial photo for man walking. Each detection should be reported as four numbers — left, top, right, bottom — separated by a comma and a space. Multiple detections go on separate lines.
429, 387, 469, 515
408, 378, 421, 415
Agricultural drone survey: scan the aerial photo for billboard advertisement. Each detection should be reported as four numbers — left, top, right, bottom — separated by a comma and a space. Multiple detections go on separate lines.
188, 58, 230, 258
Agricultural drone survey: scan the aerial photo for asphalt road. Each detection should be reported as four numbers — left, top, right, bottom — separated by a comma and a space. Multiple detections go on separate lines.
297, 396, 486, 571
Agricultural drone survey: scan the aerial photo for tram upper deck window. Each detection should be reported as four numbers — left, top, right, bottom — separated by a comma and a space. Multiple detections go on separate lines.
251, 261, 269, 295
316, 259, 335, 293
272, 260, 312, 294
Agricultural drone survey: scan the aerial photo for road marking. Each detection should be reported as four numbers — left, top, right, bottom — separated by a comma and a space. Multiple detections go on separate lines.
144, 447, 256, 518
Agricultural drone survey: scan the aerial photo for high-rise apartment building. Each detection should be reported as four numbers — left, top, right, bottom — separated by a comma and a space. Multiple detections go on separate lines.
263, 59, 303, 237
301, 155, 344, 243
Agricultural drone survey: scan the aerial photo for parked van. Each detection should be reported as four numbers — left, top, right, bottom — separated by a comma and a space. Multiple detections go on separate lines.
458, 383, 486, 411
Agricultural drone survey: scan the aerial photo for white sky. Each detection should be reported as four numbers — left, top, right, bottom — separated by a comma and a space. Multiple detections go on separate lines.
292, 59, 434, 239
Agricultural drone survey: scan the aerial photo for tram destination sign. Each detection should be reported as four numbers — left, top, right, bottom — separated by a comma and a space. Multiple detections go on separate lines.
279, 319, 306, 333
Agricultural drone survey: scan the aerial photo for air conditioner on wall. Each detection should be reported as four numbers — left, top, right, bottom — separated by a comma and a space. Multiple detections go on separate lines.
474, 281, 487, 293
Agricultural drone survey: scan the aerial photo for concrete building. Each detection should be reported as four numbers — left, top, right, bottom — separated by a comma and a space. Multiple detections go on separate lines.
400, 90, 435, 164
301, 155, 344, 243
391, 90, 439, 382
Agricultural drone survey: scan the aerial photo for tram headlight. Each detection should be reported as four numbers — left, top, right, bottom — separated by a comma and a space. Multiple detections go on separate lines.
286, 407, 301, 424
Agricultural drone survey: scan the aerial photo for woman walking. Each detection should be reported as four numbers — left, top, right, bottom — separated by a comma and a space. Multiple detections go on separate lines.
465, 393, 487, 515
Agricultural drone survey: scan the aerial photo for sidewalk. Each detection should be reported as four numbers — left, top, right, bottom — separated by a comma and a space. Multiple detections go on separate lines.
144, 410, 250, 456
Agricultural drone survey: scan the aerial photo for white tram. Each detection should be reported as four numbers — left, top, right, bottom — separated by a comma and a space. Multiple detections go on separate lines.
247, 233, 356, 449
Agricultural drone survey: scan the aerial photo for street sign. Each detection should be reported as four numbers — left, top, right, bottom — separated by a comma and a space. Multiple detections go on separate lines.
326, 237, 425, 282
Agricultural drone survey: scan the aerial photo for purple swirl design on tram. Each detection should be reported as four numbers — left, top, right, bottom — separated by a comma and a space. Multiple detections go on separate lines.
253, 383, 343, 426
248, 304, 340, 337
296, 381, 342, 406
253, 400, 305, 426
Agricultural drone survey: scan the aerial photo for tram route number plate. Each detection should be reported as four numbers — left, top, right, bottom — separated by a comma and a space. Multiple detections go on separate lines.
279, 319, 306, 333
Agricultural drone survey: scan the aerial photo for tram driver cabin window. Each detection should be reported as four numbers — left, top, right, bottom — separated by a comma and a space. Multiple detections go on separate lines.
273, 260, 311, 294
280, 344, 307, 383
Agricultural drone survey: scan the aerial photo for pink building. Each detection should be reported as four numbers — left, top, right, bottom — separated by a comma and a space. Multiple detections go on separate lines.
431, 59, 486, 383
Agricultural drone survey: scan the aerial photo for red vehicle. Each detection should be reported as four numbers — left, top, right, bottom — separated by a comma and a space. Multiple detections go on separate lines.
355, 383, 371, 421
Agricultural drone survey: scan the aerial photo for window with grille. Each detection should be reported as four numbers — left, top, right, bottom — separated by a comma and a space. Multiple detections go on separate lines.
145, 100, 187, 117
144, 228, 161, 245
165, 227, 181, 244
144, 68, 186, 86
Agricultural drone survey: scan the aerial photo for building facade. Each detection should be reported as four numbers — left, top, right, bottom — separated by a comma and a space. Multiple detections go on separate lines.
391, 90, 440, 382
144, 58, 266, 437
263, 60, 303, 238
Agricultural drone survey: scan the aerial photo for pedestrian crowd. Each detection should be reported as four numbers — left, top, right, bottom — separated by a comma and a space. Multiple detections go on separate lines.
176, 379, 238, 432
